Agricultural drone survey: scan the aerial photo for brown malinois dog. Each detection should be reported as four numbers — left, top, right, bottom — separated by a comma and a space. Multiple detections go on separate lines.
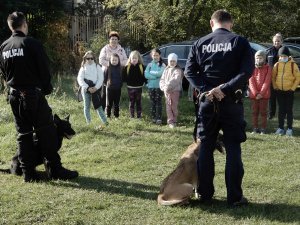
157, 136, 224, 206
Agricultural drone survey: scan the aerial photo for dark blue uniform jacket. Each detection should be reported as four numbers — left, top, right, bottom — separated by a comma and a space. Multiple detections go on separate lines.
0, 31, 53, 95
266, 46, 280, 68
185, 28, 254, 96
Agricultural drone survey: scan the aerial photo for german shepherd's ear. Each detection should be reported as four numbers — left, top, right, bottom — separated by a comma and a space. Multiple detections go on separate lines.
54, 114, 61, 124
65, 114, 70, 121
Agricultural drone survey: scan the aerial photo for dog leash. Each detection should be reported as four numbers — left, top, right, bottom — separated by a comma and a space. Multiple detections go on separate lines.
193, 91, 220, 141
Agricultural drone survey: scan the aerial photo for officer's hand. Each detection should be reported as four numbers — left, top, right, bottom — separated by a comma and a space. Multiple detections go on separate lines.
207, 85, 225, 101
205, 92, 214, 101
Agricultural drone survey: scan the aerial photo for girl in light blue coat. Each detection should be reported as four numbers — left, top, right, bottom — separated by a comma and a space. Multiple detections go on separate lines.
145, 48, 166, 124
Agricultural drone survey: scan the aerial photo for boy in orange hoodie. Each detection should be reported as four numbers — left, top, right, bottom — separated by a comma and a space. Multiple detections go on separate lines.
249, 50, 272, 134
272, 46, 300, 136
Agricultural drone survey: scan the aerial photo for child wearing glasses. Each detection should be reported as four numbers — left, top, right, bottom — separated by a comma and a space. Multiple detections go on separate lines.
77, 50, 108, 128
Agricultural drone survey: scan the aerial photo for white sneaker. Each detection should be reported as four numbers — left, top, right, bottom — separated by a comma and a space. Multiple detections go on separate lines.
275, 128, 285, 135
169, 123, 175, 128
286, 129, 293, 136
156, 119, 162, 125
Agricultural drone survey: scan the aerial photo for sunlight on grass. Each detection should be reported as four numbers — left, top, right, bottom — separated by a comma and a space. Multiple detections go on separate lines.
0, 75, 299, 225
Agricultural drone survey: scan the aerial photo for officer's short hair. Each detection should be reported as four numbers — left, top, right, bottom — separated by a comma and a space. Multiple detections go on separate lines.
211, 9, 232, 23
7, 12, 26, 30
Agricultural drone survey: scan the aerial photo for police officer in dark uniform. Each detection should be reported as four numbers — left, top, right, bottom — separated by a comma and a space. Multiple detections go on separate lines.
185, 10, 254, 206
266, 33, 283, 119
0, 12, 78, 182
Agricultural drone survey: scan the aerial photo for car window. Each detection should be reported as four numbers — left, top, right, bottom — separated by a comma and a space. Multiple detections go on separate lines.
164, 45, 186, 59
286, 46, 300, 58
186, 46, 192, 57
143, 53, 152, 65
159, 48, 166, 58
249, 42, 267, 52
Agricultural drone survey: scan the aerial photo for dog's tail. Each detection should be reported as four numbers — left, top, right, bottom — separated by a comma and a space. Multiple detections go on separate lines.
157, 194, 187, 206
0, 168, 12, 174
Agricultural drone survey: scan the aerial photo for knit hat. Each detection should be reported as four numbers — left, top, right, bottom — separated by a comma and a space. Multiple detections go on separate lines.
255, 50, 266, 61
168, 53, 178, 63
278, 46, 290, 56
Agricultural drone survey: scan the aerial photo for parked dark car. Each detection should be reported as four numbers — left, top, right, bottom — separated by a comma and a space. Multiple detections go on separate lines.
142, 41, 267, 89
284, 37, 300, 45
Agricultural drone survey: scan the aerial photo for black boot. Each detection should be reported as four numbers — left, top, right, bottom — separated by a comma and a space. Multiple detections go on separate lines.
45, 164, 78, 180
10, 155, 22, 176
23, 169, 40, 183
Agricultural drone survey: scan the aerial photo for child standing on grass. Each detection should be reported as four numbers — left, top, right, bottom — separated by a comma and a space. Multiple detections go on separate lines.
103, 53, 123, 118
249, 50, 272, 134
160, 53, 183, 128
145, 48, 166, 124
77, 50, 108, 128
123, 50, 146, 119
272, 46, 300, 136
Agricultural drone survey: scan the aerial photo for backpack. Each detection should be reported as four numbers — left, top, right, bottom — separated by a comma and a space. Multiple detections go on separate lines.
275, 61, 295, 75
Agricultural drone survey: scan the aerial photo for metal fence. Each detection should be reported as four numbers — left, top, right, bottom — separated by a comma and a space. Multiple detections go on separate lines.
69, 15, 146, 51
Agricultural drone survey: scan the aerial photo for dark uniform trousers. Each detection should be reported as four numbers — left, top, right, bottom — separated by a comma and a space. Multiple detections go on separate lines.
269, 85, 277, 118
8, 88, 61, 172
197, 97, 246, 204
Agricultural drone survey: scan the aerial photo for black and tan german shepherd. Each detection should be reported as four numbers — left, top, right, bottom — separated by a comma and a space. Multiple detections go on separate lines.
0, 114, 75, 175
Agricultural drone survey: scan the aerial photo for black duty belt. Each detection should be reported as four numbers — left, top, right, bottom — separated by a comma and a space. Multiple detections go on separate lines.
9, 87, 41, 96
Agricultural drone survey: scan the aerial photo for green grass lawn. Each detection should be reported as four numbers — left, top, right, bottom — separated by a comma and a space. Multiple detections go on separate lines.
0, 75, 299, 225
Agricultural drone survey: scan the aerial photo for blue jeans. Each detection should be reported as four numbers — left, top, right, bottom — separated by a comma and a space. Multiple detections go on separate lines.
82, 89, 107, 124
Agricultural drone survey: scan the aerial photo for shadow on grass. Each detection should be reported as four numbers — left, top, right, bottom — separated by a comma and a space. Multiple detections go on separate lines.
188, 199, 300, 224
50, 176, 158, 201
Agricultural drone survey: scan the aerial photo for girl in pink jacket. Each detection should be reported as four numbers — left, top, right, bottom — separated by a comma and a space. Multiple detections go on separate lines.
249, 50, 272, 134
160, 53, 183, 128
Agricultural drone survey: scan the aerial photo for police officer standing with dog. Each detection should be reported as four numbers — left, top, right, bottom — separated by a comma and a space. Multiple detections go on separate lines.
0, 12, 78, 182
185, 9, 254, 206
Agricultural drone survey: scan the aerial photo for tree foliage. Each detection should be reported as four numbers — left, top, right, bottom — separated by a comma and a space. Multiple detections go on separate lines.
1, 0, 299, 73
0, 0, 75, 73
104, 0, 300, 48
